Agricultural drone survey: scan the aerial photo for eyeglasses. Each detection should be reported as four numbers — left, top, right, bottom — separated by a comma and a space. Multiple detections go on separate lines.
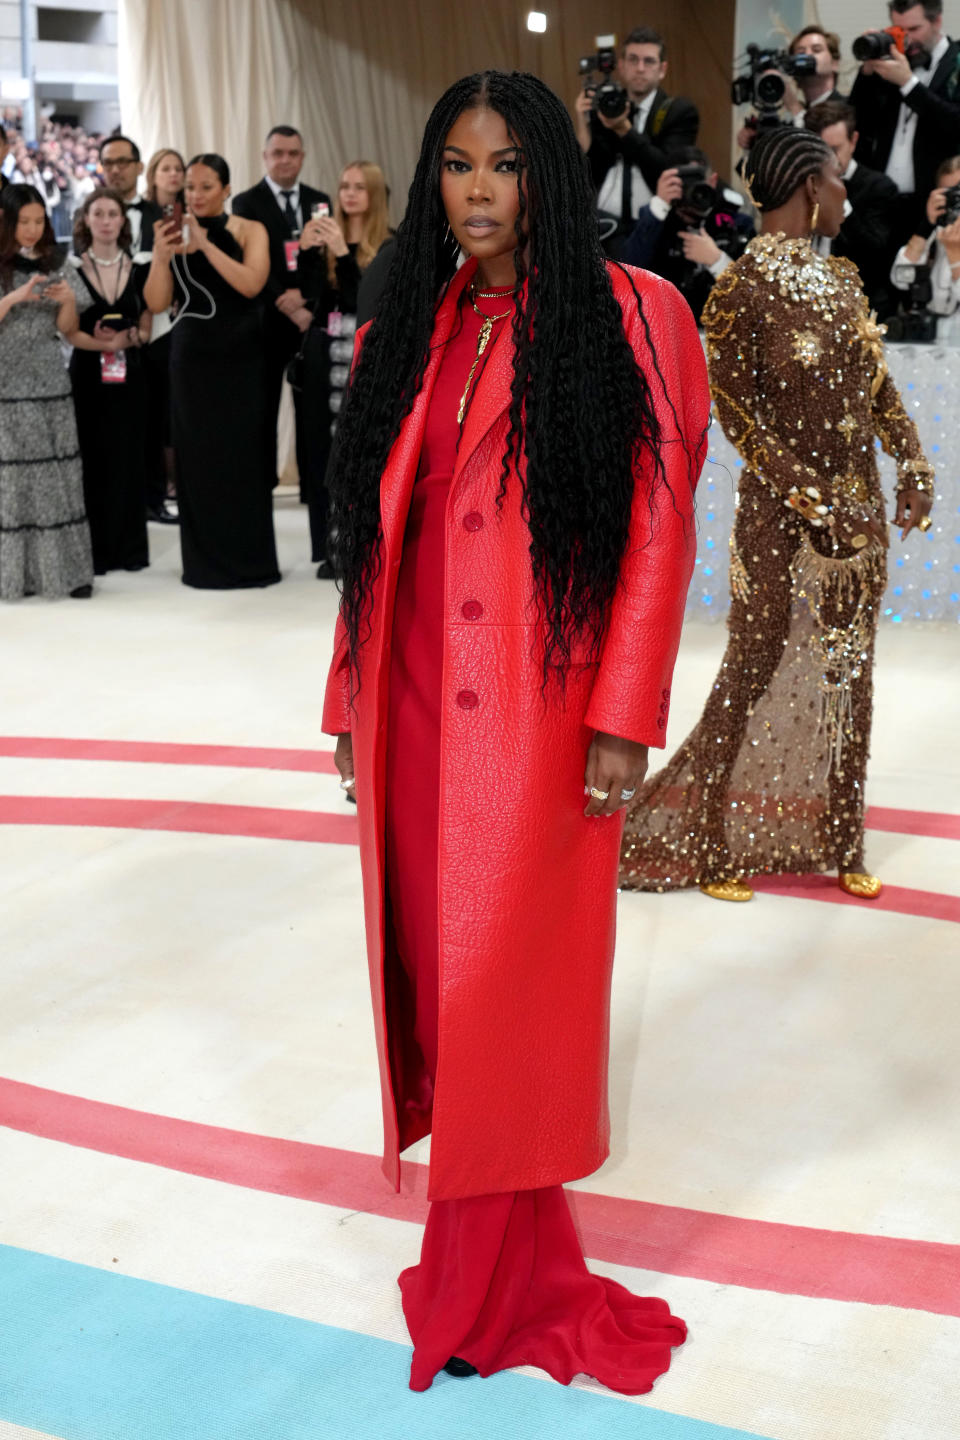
102, 157, 136, 169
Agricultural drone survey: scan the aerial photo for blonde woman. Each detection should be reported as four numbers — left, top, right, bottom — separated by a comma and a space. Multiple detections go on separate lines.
144, 148, 185, 212
296, 161, 391, 575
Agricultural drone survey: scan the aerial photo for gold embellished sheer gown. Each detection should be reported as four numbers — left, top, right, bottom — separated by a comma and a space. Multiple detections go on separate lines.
620, 234, 934, 892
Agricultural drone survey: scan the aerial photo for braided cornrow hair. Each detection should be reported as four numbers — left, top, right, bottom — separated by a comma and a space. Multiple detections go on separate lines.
329, 69, 697, 676
744, 123, 832, 212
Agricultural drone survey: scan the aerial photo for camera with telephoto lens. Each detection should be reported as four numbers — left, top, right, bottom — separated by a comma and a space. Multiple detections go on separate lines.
673, 163, 715, 223
937, 182, 960, 228
885, 263, 937, 343
852, 25, 906, 62
579, 47, 629, 120
731, 43, 816, 119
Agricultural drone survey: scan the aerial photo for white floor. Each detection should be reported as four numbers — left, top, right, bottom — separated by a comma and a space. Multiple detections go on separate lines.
1, 498, 958, 1440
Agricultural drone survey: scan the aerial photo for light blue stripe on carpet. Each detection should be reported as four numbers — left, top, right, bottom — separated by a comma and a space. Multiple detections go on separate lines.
0, 1245, 771, 1440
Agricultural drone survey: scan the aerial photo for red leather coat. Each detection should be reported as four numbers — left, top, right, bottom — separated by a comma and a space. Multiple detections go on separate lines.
323, 259, 708, 1201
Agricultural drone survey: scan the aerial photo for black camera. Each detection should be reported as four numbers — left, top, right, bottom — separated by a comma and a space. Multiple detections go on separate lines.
852, 26, 906, 62
579, 48, 629, 120
674, 163, 715, 222
937, 182, 960, 228
885, 263, 937, 343
731, 44, 816, 113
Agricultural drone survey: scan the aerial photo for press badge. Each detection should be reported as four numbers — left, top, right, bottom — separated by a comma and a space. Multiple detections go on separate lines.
327, 310, 344, 337
100, 351, 127, 383
284, 238, 300, 272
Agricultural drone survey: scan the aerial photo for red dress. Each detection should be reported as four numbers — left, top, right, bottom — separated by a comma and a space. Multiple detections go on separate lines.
384, 291, 687, 1394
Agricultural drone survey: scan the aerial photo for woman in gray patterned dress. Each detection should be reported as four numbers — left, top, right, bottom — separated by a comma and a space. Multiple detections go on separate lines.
0, 183, 93, 600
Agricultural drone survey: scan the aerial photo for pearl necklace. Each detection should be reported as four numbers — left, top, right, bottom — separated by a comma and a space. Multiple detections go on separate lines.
91, 252, 123, 266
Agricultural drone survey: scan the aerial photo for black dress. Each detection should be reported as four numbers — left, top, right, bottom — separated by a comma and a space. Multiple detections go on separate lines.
67, 255, 150, 574
170, 215, 280, 589
297, 244, 362, 563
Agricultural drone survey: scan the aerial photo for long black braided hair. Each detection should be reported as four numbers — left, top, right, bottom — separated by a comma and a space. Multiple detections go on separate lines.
329, 69, 673, 671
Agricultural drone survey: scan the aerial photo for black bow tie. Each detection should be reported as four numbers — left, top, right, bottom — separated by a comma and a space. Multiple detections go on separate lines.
127, 200, 143, 210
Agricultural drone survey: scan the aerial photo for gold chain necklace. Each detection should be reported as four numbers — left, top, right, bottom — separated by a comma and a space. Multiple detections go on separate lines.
456, 283, 515, 426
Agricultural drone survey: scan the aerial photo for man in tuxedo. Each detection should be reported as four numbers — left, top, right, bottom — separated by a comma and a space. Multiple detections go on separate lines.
231, 126, 331, 489
786, 26, 846, 118
100, 134, 177, 524
850, 0, 960, 243
573, 27, 699, 256
99, 135, 161, 253
805, 100, 900, 317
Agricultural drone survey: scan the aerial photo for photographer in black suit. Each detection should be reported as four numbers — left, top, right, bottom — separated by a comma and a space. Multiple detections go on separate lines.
231, 126, 331, 488
573, 27, 699, 256
850, 0, 960, 243
805, 100, 900, 317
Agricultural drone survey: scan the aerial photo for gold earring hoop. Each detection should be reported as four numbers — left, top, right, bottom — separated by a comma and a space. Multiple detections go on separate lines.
811, 200, 821, 232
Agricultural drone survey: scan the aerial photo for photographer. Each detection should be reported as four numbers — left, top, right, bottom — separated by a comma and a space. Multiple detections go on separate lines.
785, 27, 846, 119
849, 1, 960, 242
889, 156, 960, 340
573, 27, 699, 255
804, 101, 899, 316
621, 148, 753, 324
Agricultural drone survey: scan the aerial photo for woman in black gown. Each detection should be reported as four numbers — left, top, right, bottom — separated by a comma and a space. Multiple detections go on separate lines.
67, 187, 150, 575
144, 153, 279, 589
296, 161, 390, 576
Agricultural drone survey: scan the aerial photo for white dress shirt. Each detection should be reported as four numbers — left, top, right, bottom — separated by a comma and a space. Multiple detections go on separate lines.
891, 230, 960, 321
885, 35, 950, 194
264, 173, 302, 230
597, 91, 657, 220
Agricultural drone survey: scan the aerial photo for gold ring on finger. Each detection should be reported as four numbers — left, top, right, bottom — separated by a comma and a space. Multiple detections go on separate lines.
589, 787, 610, 801
918, 515, 932, 532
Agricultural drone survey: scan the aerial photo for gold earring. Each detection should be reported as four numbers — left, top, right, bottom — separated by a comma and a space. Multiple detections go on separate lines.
811, 200, 821, 232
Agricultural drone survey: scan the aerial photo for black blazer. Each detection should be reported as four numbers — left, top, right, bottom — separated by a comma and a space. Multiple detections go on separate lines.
126, 198, 162, 253
850, 39, 960, 198
231, 177, 332, 301
834, 163, 901, 317
587, 89, 700, 199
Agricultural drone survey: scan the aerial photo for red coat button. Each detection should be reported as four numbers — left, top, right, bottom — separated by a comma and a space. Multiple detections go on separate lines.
657, 716, 666, 729
461, 600, 483, 621
463, 512, 484, 532
456, 690, 479, 710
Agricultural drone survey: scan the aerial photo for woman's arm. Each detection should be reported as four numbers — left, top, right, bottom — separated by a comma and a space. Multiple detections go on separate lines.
0, 272, 43, 322
186, 213, 269, 299
143, 237, 176, 314
871, 368, 934, 538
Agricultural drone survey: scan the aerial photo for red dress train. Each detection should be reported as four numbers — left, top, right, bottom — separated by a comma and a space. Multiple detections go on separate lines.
384, 293, 686, 1394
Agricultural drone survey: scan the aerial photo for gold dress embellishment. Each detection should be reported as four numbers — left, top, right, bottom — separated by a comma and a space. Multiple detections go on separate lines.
791, 329, 822, 368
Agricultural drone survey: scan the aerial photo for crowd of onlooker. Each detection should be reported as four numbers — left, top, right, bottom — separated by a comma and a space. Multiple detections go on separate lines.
1, 109, 109, 240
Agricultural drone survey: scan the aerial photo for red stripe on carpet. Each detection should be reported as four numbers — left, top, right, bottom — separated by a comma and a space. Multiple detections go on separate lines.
0, 737, 338, 774
1, 795, 957, 920
752, 872, 960, 924
1, 1076, 957, 1317
0, 739, 956, 843
0, 795, 356, 846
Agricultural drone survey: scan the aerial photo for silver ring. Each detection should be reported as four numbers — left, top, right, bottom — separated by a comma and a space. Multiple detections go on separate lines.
339, 777, 356, 791
589, 787, 610, 801
621, 787, 636, 801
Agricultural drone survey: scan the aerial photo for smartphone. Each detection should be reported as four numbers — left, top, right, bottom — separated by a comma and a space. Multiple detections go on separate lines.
99, 313, 130, 332
33, 270, 63, 292
162, 200, 184, 242
311, 202, 330, 220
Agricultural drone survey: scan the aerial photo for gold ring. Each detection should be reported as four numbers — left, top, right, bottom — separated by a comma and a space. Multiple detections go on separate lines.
918, 515, 932, 532
589, 787, 610, 801
851, 534, 868, 549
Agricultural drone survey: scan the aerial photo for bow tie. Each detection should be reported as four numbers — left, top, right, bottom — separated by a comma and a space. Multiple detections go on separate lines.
127, 200, 143, 210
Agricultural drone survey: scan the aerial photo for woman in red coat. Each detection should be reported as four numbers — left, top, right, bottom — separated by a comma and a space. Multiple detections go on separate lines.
323, 71, 709, 1393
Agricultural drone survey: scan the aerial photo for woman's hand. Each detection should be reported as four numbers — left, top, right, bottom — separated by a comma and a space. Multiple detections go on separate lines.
894, 486, 933, 539
93, 320, 136, 350
43, 278, 72, 305
334, 732, 356, 800
584, 733, 649, 817
181, 211, 210, 254
8, 273, 43, 306
152, 220, 182, 262
301, 215, 349, 257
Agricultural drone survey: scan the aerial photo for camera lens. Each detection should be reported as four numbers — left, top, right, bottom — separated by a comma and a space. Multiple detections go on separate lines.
852, 32, 891, 62
756, 71, 786, 106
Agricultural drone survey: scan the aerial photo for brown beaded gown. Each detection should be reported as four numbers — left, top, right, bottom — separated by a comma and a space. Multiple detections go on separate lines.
620, 233, 934, 891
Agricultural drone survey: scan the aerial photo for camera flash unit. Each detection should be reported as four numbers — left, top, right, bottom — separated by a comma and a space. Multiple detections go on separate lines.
527, 11, 547, 33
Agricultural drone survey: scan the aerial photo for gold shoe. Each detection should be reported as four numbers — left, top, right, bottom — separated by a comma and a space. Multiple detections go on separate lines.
838, 872, 883, 900
699, 879, 755, 903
